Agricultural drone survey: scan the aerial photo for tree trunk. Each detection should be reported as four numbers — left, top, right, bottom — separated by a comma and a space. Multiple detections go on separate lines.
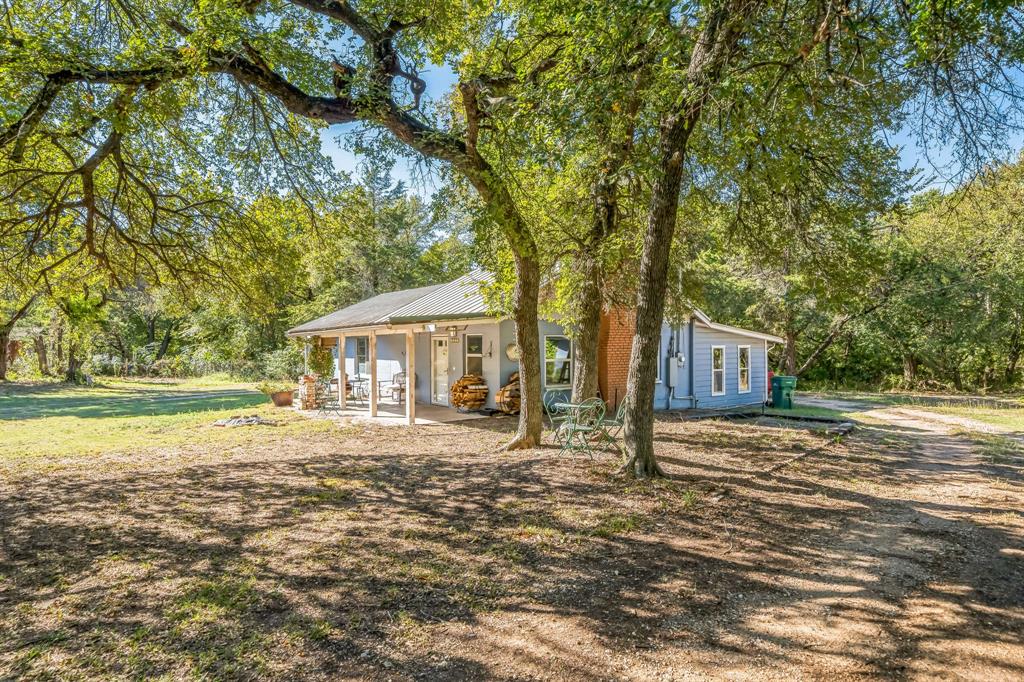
156, 323, 174, 360
621, 116, 696, 478
621, 1, 753, 477
65, 339, 81, 383
783, 330, 798, 375
34, 335, 49, 376
505, 253, 543, 449
902, 353, 918, 386
571, 251, 603, 402
0, 329, 9, 381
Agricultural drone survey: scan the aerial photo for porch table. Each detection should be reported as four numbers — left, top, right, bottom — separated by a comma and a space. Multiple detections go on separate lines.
551, 399, 609, 458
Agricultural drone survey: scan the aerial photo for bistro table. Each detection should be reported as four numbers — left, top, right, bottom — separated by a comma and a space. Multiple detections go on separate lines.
550, 399, 607, 457
348, 376, 369, 406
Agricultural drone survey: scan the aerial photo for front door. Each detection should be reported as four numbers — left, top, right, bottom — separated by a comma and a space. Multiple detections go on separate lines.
431, 337, 450, 405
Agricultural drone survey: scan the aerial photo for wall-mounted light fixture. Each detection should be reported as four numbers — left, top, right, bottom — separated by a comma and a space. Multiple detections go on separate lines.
447, 325, 458, 339
423, 323, 437, 333
486, 341, 493, 358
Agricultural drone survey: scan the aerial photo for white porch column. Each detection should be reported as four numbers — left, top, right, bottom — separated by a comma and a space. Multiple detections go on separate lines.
369, 330, 378, 417
405, 330, 416, 425
337, 334, 346, 409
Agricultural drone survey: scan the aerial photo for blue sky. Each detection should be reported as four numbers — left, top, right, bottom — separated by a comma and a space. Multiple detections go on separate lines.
319, 64, 1023, 197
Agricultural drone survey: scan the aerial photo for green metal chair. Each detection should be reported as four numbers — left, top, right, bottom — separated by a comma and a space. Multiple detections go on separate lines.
595, 400, 627, 452
557, 397, 606, 459
544, 389, 571, 444
315, 379, 342, 416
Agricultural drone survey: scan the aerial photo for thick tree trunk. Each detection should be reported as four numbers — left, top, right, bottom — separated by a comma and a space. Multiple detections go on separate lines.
621, 116, 695, 478
504, 253, 543, 450
34, 335, 49, 376
621, 1, 754, 477
571, 252, 603, 402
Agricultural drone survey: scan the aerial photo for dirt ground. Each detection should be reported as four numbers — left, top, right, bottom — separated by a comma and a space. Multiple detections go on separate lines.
1, 407, 1022, 680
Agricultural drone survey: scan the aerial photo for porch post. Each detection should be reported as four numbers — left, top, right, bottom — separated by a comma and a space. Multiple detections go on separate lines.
369, 330, 378, 417
405, 330, 416, 425
337, 334, 346, 409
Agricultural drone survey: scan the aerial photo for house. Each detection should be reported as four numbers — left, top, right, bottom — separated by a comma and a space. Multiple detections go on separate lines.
285, 269, 783, 424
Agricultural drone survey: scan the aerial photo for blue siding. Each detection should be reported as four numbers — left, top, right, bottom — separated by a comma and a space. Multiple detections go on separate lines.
691, 325, 767, 409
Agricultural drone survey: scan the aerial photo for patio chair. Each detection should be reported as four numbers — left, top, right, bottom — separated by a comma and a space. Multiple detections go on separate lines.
595, 399, 627, 453
316, 379, 342, 416
544, 389, 571, 443
557, 397, 606, 459
383, 371, 406, 405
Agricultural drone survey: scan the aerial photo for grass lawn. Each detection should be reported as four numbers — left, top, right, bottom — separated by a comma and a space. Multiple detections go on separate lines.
1, 381, 1021, 680
0, 379, 325, 465
805, 389, 1024, 432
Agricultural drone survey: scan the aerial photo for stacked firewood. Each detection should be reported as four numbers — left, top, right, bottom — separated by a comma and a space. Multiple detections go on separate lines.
450, 374, 489, 410
495, 372, 521, 414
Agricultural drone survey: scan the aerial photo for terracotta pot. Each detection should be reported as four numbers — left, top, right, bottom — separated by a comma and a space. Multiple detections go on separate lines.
270, 390, 293, 407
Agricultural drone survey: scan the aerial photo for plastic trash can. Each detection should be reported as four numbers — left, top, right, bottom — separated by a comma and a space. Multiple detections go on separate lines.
771, 375, 797, 409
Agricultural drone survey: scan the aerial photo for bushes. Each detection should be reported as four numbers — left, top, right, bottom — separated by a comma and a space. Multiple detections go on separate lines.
262, 345, 304, 381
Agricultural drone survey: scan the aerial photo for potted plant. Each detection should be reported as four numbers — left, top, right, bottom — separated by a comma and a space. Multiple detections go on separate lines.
258, 381, 295, 407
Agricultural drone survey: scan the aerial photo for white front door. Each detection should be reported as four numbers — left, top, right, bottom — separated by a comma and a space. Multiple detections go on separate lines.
431, 337, 450, 405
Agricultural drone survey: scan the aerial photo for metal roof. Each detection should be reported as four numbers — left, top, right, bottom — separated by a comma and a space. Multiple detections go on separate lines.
286, 283, 445, 336
387, 269, 493, 322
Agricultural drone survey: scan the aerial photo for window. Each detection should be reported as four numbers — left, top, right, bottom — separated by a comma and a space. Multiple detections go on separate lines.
738, 345, 751, 394
711, 345, 725, 396
465, 334, 484, 376
544, 336, 572, 387
355, 337, 368, 376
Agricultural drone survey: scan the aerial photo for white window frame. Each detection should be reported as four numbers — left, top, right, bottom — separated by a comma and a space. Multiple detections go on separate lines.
738, 345, 751, 394
465, 334, 484, 376
543, 335, 573, 388
711, 345, 726, 396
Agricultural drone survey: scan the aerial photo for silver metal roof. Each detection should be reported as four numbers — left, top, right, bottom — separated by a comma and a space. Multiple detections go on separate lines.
286, 269, 494, 336
286, 283, 445, 336
387, 269, 492, 322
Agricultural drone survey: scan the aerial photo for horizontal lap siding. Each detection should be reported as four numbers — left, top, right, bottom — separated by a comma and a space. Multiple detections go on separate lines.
692, 326, 766, 409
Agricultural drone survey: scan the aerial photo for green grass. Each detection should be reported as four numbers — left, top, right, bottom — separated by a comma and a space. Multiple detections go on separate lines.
764, 405, 848, 420
925, 405, 1024, 431
805, 390, 1024, 431
0, 380, 320, 462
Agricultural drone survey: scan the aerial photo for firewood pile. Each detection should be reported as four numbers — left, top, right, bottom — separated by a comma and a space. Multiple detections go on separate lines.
495, 372, 521, 414
451, 374, 489, 410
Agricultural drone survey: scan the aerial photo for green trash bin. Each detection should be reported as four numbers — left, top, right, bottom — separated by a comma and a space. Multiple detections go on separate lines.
771, 375, 797, 409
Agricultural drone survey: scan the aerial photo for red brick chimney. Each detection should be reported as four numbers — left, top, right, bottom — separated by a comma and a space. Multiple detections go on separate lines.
598, 307, 634, 409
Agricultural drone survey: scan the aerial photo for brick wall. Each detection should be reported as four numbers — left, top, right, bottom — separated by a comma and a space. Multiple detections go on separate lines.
598, 307, 634, 409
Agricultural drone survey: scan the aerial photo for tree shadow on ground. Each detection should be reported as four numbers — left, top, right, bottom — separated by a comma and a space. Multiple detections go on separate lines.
1, 414, 1021, 679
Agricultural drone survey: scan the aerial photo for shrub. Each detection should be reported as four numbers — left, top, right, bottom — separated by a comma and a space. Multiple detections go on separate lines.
263, 345, 304, 381
307, 341, 334, 377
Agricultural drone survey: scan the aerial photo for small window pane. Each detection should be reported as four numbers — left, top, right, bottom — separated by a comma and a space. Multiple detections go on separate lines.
739, 348, 749, 370
713, 371, 724, 394
467, 356, 483, 375
466, 335, 483, 355
545, 337, 571, 361
546, 359, 571, 386
712, 347, 724, 370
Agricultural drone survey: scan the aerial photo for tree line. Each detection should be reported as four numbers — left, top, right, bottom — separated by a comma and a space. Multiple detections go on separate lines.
2, 0, 1023, 477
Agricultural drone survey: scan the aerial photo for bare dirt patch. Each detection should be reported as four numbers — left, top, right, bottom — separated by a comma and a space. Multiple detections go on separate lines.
1, 411, 1021, 680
